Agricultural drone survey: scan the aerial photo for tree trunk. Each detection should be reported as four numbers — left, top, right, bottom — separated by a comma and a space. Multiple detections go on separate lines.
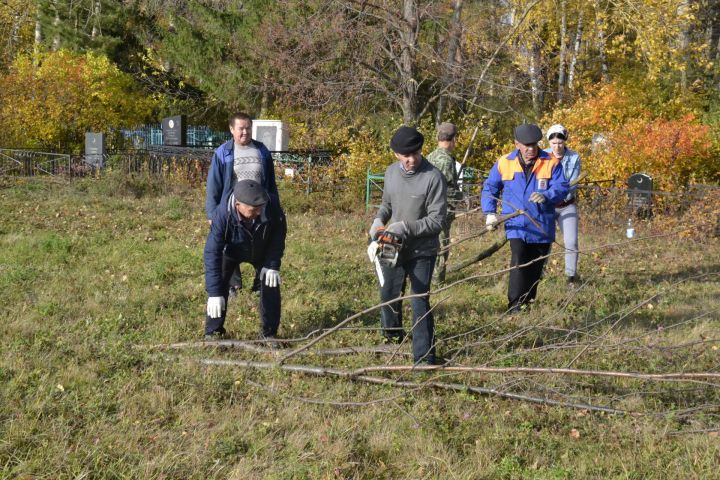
35, 16, 42, 46
557, 0, 567, 103
677, 0, 690, 89
400, 0, 419, 125
529, 42, 543, 114
260, 72, 270, 117
7, 13, 21, 55
34, 15, 42, 65
91, 0, 101, 40
594, 0, 609, 82
567, 9, 583, 95
52, 1, 61, 51
435, 0, 464, 126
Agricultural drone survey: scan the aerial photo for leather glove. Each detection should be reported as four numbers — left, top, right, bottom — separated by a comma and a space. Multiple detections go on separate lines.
367, 241, 379, 263
369, 218, 384, 240
260, 267, 281, 288
485, 213, 497, 231
529, 192, 546, 203
385, 221, 408, 239
207, 296, 225, 319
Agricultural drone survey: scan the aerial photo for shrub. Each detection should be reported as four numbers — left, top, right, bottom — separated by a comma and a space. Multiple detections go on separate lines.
0, 50, 156, 152
545, 82, 717, 191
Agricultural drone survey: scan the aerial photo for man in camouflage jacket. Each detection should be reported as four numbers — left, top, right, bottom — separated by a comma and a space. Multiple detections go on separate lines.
426, 122, 462, 283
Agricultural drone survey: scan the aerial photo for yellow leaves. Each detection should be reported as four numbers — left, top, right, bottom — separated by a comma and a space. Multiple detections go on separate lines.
0, 49, 157, 151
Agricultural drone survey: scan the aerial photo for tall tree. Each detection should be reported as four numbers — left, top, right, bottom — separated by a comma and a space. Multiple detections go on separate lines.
435, 0, 464, 125
0, 0, 35, 70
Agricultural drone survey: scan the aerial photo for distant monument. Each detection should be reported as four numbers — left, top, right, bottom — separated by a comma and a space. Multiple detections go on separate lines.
84, 132, 105, 167
162, 115, 187, 146
252, 120, 289, 152
628, 173, 653, 218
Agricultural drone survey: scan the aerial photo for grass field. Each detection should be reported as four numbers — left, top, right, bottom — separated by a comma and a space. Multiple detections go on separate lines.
1, 174, 719, 479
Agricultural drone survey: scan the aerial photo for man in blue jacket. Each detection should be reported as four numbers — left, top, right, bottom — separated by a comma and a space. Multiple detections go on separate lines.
206, 112, 280, 295
206, 112, 279, 218
204, 180, 286, 341
481, 124, 569, 313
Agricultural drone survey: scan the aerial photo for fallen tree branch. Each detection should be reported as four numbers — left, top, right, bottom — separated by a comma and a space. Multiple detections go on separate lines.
200, 358, 628, 415
447, 238, 507, 273
565, 272, 719, 368
280, 229, 689, 364
349, 365, 720, 382
439, 210, 522, 253
140, 340, 411, 357
666, 427, 720, 436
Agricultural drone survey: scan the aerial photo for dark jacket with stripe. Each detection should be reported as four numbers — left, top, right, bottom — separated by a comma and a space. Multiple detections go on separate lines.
204, 194, 286, 296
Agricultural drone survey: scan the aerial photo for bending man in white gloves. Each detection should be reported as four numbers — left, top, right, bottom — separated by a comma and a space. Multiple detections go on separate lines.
368, 126, 447, 365
204, 179, 286, 341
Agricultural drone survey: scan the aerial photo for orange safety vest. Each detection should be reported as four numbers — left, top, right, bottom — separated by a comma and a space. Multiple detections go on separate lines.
496, 152, 559, 181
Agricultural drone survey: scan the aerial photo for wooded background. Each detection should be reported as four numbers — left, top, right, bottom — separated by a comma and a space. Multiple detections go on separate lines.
1, 0, 719, 189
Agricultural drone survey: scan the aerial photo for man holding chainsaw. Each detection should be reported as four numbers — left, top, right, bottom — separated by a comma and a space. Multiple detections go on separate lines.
481, 123, 568, 313
368, 126, 447, 365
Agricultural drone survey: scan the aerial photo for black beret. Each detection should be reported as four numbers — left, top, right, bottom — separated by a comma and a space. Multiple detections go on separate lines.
233, 180, 269, 206
513, 124, 543, 144
390, 126, 424, 154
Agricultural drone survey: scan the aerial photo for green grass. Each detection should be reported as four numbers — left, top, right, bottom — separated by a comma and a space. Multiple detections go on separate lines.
1, 176, 719, 479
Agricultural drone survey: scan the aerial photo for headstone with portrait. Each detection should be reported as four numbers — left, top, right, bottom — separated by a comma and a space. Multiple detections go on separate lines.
162, 115, 187, 146
627, 173, 653, 218
84, 132, 105, 167
252, 120, 289, 152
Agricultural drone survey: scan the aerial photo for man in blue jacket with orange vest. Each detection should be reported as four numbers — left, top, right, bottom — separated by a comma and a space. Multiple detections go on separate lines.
481, 124, 569, 313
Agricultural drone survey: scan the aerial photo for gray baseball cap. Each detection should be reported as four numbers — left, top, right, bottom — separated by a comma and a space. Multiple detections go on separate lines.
233, 180, 269, 206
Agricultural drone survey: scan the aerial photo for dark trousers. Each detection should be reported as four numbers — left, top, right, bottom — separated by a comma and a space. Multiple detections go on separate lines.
379, 255, 436, 363
230, 266, 242, 288
205, 253, 281, 336
508, 239, 551, 310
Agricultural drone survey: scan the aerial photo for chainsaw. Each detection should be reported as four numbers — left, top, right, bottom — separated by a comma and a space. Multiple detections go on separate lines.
374, 227, 403, 267
367, 227, 404, 287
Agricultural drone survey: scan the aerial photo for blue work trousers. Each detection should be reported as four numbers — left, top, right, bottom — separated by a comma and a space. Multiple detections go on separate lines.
205, 252, 281, 337
379, 255, 436, 364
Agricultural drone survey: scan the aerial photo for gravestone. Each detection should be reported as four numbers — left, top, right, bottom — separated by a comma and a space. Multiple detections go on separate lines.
162, 115, 187, 146
628, 173, 653, 218
252, 120, 289, 152
84, 132, 105, 167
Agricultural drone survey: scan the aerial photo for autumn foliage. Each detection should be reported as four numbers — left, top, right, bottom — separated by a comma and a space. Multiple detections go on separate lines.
0, 50, 155, 152
545, 82, 717, 191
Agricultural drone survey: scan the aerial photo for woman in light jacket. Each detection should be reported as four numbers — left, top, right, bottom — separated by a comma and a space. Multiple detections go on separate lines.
545, 124, 581, 285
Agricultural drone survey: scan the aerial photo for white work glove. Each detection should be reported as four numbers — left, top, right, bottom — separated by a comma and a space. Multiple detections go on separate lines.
529, 192, 546, 203
485, 213, 497, 231
367, 241, 379, 263
207, 296, 225, 319
385, 221, 409, 239
260, 267, 281, 288
369, 218, 384, 240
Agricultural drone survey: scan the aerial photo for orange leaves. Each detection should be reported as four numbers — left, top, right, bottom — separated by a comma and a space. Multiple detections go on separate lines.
545, 82, 715, 191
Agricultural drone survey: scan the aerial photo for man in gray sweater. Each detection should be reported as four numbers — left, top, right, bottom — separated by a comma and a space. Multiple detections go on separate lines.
368, 126, 447, 365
